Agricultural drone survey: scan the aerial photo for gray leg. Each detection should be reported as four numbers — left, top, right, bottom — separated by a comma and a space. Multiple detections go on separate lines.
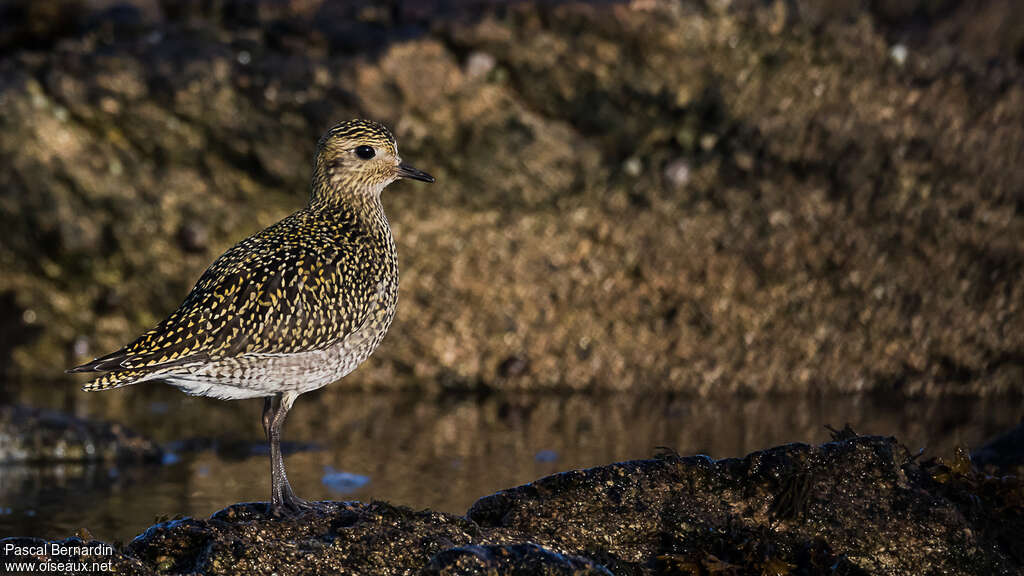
265, 391, 309, 515
262, 396, 274, 440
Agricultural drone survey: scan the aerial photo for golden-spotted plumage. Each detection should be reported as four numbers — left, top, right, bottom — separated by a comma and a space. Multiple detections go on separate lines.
75, 204, 391, 392
71, 120, 421, 397
69, 119, 434, 514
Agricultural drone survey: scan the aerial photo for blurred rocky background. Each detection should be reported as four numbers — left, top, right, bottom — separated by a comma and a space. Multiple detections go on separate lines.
1, 0, 1023, 398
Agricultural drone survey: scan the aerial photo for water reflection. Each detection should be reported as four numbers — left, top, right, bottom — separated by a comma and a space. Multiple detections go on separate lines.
0, 387, 1020, 542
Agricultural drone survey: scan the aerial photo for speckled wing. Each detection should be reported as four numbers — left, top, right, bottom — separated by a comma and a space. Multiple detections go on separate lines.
70, 214, 377, 380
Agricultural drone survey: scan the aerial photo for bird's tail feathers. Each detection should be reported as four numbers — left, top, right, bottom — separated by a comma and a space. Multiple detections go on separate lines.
82, 369, 157, 392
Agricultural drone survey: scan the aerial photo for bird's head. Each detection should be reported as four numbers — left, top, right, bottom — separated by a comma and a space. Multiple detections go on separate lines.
311, 119, 433, 206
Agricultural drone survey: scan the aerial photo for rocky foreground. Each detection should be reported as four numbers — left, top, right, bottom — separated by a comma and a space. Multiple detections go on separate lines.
2, 434, 1020, 575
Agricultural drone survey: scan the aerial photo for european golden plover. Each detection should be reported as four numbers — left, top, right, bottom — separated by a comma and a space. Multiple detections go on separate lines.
69, 119, 434, 515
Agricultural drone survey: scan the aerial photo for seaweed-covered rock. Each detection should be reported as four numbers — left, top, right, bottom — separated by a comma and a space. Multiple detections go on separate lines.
3, 436, 1020, 575
424, 544, 613, 575
469, 435, 1023, 574
0, 404, 161, 463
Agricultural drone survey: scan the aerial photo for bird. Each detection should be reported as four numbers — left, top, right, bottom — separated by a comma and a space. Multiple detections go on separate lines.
68, 119, 434, 515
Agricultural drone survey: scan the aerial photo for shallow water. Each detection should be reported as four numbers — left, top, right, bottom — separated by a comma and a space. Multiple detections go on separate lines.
0, 385, 1021, 543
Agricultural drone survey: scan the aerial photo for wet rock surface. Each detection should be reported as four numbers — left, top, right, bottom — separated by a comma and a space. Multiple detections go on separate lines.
0, 1, 1022, 395
3, 435, 1020, 575
0, 403, 161, 463
972, 421, 1024, 475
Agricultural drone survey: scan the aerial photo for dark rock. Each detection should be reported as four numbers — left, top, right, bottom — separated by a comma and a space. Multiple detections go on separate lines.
0, 404, 161, 463
124, 501, 479, 575
4, 436, 1020, 575
175, 221, 208, 253
424, 544, 613, 575
972, 420, 1024, 474
470, 436, 1024, 574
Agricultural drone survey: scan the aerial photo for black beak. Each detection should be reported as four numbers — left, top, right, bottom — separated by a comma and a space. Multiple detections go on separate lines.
396, 163, 435, 183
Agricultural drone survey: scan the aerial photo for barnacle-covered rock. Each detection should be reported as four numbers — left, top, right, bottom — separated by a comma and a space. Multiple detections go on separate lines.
3, 436, 1020, 575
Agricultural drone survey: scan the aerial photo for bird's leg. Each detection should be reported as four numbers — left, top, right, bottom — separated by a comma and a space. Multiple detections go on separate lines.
264, 394, 285, 510
267, 391, 311, 516
262, 396, 274, 439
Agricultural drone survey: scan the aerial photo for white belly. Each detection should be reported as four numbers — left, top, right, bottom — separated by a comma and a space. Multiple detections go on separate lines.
155, 309, 393, 401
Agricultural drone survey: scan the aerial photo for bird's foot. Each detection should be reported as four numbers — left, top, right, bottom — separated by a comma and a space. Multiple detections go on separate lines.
268, 502, 309, 518
268, 493, 318, 518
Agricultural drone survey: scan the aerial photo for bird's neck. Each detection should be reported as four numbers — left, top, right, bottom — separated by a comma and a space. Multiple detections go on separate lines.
308, 188, 392, 243
308, 174, 395, 264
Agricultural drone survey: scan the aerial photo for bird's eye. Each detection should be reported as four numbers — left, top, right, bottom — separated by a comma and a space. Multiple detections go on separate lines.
355, 145, 376, 160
